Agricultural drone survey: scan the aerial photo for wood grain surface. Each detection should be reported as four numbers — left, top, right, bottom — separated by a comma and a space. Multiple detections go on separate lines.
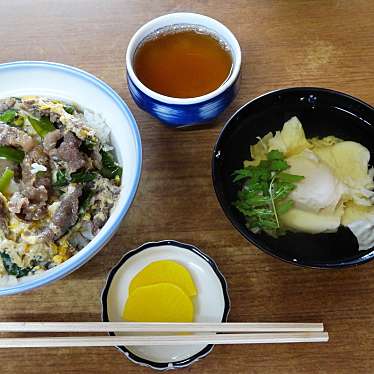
1, 1, 374, 373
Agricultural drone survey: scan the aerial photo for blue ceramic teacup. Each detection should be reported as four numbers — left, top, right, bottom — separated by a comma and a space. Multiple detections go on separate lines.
126, 12, 241, 127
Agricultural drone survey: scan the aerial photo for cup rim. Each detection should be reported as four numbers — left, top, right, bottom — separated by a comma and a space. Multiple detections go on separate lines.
125, 12, 241, 105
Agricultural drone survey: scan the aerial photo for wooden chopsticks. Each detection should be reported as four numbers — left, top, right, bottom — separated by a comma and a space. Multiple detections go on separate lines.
0, 322, 324, 333
0, 322, 329, 347
0, 332, 328, 348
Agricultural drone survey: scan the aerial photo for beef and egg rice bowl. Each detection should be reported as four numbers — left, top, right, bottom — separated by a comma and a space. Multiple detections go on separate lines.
0, 96, 122, 282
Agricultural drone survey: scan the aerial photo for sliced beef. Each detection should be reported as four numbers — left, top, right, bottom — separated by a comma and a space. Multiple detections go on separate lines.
49, 112, 60, 123
23, 185, 48, 202
12, 185, 49, 221
17, 146, 51, 221
40, 185, 82, 242
8, 192, 28, 214
43, 129, 62, 151
0, 194, 9, 238
90, 177, 120, 234
20, 98, 36, 110
18, 185, 49, 221
91, 146, 102, 170
92, 213, 107, 235
49, 132, 86, 173
0, 159, 15, 174
22, 146, 51, 191
0, 123, 35, 152
0, 98, 16, 113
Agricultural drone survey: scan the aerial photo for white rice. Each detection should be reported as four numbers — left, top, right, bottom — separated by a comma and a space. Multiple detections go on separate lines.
83, 109, 111, 144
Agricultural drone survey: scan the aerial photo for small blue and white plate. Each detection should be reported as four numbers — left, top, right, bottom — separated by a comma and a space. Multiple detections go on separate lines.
101, 240, 230, 370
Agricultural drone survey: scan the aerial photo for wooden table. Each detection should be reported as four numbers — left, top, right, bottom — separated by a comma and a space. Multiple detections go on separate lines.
1, 1, 374, 373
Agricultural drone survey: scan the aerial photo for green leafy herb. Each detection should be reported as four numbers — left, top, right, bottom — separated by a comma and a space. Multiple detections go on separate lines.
0, 109, 25, 127
267, 149, 283, 160
80, 138, 97, 153
0, 110, 17, 123
0, 252, 32, 278
100, 150, 122, 180
70, 170, 97, 183
0, 168, 14, 193
53, 169, 97, 189
276, 172, 305, 183
63, 105, 75, 115
0, 146, 25, 163
233, 150, 304, 236
79, 187, 94, 216
13, 115, 24, 127
53, 169, 69, 188
28, 116, 56, 137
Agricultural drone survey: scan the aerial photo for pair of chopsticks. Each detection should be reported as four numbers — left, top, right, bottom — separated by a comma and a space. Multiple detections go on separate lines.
0, 322, 328, 347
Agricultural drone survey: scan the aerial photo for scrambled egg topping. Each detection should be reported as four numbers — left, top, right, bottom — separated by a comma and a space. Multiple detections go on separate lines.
0, 96, 121, 281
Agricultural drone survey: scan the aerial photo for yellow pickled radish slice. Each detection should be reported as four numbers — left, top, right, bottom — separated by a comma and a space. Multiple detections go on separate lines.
129, 260, 197, 297
123, 283, 194, 323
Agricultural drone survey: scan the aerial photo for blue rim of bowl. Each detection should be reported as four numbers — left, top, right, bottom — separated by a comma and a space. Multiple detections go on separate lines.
101, 240, 231, 370
211, 86, 374, 269
0, 61, 142, 295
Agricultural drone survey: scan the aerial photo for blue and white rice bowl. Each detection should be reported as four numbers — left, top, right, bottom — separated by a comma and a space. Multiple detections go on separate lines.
126, 12, 241, 127
101, 240, 230, 370
0, 61, 142, 295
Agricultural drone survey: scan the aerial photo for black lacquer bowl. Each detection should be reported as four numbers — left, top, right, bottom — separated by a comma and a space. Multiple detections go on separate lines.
212, 87, 374, 268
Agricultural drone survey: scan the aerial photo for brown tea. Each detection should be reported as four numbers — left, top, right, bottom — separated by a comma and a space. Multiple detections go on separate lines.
133, 26, 233, 98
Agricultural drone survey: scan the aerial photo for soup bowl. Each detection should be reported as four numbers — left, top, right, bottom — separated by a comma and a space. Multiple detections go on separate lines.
212, 87, 374, 268
126, 12, 241, 127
